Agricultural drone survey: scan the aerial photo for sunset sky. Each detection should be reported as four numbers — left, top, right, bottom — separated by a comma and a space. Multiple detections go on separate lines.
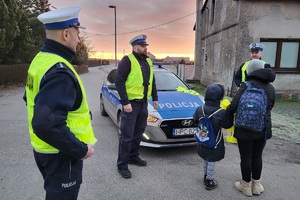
48, 0, 197, 60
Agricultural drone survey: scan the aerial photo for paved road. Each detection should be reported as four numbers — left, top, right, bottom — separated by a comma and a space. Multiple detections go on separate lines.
0, 67, 299, 200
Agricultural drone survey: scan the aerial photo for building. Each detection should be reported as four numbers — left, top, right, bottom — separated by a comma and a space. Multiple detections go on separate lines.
194, 0, 300, 98
147, 52, 156, 61
163, 56, 191, 64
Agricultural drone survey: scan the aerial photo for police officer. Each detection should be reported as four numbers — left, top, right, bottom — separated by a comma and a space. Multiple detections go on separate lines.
24, 7, 96, 200
115, 34, 159, 178
234, 42, 271, 87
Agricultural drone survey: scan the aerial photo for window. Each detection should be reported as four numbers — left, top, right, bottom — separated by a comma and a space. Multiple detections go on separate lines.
210, 0, 215, 25
154, 71, 188, 91
261, 39, 300, 73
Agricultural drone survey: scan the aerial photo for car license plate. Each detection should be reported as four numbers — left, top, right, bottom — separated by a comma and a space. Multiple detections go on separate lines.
172, 128, 198, 136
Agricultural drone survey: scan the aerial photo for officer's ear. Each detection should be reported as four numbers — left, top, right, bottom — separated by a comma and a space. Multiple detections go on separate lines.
62, 29, 69, 41
132, 45, 138, 52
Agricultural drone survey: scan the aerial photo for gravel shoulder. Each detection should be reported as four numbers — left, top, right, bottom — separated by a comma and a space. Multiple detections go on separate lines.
271, 101, 300, 144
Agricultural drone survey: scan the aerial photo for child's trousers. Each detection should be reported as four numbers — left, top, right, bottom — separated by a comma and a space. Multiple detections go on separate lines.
203, 160, 215, 180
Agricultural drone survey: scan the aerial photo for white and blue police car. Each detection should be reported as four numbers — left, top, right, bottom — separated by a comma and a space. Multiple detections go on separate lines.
100, 64, 204, 148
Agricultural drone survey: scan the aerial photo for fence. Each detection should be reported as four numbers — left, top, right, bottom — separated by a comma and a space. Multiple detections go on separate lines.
0, 64, 88, 86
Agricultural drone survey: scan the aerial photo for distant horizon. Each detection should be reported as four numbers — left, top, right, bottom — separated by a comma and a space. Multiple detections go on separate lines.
89, 51, 194, 62
49, 0, 196, 62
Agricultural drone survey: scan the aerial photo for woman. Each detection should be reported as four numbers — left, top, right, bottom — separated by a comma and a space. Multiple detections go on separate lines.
227, 59, 276, 197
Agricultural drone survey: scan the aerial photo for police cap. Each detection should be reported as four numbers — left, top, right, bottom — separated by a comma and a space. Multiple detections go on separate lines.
38, 7, 85, 30
129, 34, 148, 46
249, 42, 265, 51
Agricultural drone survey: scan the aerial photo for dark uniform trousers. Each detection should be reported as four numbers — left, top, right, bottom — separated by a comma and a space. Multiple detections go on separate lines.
33, 150, 83, 200
117, 100, 148, 169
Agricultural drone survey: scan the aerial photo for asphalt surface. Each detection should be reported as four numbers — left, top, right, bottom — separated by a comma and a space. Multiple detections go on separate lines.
0, 66, 299, 200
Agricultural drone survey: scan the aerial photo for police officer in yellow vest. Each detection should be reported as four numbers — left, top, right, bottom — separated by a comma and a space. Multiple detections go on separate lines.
115, 34, 159, 178
234, 42, 271, 87
24, 7, 96, 200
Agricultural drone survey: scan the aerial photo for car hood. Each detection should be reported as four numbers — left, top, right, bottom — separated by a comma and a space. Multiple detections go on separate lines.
149, 91, 204, 119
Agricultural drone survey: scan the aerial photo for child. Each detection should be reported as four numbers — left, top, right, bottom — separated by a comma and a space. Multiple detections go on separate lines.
193, 84, 233, 190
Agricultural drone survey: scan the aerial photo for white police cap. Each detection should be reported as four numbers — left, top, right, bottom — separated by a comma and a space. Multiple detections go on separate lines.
249, 42, 265, 51
129, 34, 148, 46
38, 7, 85, 30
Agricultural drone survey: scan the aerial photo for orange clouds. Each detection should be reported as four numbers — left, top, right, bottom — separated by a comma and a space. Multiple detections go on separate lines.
49, 0, 196, 60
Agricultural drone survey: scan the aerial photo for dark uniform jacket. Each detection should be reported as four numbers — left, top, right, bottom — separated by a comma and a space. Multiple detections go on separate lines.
193, 84, 233, 162
234, 61, 271, 87
115, 51, 158, 105
23, 39, 87, 159
227, 68, 276, 140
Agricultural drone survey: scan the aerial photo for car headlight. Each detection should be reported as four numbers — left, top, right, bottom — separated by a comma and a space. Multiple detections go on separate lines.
147, 114, 158, 123
142, 133, 150, 140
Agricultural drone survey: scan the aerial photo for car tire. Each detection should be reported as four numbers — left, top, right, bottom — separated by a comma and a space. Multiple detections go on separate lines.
100, 95, 108, 116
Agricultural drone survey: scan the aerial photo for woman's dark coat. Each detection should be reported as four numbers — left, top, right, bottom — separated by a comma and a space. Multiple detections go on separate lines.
226, 68, 276, 140
193, 84, 233, 162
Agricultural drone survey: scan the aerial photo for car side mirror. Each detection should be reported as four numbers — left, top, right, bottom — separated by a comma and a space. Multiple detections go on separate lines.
107, 84, 116, 90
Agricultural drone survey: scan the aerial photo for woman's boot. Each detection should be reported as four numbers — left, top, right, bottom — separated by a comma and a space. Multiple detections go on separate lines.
252, 179, 264, 195
234, 179, 252, 197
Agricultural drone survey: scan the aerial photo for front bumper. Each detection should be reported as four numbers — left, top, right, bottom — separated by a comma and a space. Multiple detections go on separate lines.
140, 140, 197, 148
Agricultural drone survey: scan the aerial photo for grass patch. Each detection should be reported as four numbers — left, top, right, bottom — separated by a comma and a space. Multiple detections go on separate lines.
275, 98, 300, 103
191, 83, 300, 103
192, 83, 206, 95
192, 83, 233, 101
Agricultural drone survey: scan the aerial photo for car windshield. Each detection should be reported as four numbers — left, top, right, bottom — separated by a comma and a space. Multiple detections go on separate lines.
154, 71, 188, 91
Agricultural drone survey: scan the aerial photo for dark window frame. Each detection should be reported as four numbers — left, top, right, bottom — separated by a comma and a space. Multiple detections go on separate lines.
261, 38, 300, 74
210, 0, 215, 25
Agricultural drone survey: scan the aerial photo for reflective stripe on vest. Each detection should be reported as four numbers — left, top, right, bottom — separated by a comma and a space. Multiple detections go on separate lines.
126, 54, 154, 100
25, 52, 97, 153
241, 60, 266, 82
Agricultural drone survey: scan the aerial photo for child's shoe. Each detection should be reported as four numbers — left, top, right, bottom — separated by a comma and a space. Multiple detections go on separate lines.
203, 175, 209, 186
205, 179, 218, 190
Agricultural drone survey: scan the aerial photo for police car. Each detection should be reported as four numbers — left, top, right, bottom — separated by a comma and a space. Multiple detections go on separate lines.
100, 64, 204, 148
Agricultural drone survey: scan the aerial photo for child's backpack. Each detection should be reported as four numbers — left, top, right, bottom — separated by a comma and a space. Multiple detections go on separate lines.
195, 106, 222, 149
235, 81, 267, 132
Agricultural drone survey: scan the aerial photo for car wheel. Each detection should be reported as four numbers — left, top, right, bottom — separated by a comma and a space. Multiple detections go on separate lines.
100, 95, 108, 116
117, 112, 122, 136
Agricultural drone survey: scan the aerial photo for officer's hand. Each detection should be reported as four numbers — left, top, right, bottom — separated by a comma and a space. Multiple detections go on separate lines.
81, 144, 94, 160
123, 104, 132, 112
153, 101, 159, 110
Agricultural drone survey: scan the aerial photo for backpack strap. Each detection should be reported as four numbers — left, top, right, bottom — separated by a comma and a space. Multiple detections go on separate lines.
245, 81, 261, 89
208, 108, 223, 118
244, 81, 251, 88
206, 107, 223, 148
201, 106, 206, 116
201, 106, 222, 118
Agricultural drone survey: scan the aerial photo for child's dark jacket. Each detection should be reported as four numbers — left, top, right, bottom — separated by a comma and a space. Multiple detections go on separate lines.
193, 84, 233, 162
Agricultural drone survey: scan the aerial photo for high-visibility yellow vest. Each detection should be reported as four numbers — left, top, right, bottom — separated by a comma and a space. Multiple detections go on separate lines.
25, 52, 97, 153
241, 60, 266, 82
126, 54, 153, 100
176, 86, 200, 96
